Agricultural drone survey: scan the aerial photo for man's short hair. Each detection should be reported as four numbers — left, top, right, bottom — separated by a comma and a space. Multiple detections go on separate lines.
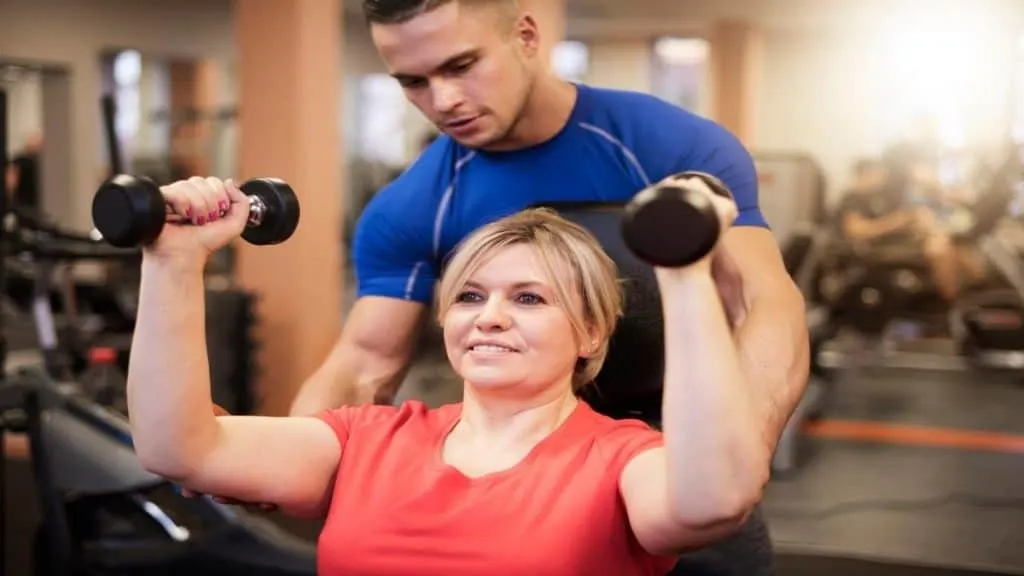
362, 0, 516, 25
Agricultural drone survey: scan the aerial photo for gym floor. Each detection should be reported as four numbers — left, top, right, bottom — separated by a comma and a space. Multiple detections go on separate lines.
4, 326, 1024, 575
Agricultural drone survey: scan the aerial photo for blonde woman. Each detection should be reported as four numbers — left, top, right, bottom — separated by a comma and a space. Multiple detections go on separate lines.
126, 176, 768, 575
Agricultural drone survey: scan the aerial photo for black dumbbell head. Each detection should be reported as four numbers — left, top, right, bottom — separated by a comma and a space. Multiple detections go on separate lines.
240, 178, 301, 245
621, 182, 720, 268
92, 175, 166, 248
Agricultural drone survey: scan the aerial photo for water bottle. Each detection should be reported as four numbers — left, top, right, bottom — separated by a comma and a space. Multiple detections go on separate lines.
79, 346, 128, 414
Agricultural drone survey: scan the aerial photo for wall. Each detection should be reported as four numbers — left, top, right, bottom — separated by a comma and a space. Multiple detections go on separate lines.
583, 40, 653, 91
2, 68, 44, 155
756, 14, 1023, 203
0, 0, 389, 230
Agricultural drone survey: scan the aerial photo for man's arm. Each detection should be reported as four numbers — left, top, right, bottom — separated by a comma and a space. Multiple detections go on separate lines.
716, 228, 809, 453
842, 209, 917, 241
289, 297, 426, 415
289, 145, 447, 415
656, 113, 810, 453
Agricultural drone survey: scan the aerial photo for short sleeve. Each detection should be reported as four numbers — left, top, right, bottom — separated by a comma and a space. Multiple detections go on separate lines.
596, 419, 665, 477
623, 93, 767, 229
314, 406, 363, 447
352, 196, 439, 304
677, 122, 766, 229
313, 404, 409, 448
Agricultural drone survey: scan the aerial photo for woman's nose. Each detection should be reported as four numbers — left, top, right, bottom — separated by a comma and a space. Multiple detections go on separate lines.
475, 296, 512, 330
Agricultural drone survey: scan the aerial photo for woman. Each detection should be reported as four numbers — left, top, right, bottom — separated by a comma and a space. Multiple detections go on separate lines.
127, 176, 769, 575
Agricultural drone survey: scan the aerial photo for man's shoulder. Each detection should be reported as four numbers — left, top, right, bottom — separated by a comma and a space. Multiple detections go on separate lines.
376, 137, 460, 201
577, 83, 718, 137
358, 138, 464, 233
573, 83, 744, 176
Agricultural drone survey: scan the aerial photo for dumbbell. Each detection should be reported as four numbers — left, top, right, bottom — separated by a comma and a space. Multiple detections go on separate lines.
621, 172, 732, 267
91, 174, 300, 249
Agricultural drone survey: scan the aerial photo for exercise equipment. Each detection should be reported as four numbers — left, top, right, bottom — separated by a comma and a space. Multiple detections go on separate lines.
811, 145, 1024, 374
91, 175, 300, 248
533, 181, 776, 576
0, 212, 316, 576
621, 172, 728, 268
0, 88, 315, 575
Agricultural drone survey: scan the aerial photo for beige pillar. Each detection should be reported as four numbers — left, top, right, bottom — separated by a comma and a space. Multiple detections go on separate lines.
519, 0, 566, 65
168, 59, 220, 176
709, 21, 760, 145
234, 0, 344, 415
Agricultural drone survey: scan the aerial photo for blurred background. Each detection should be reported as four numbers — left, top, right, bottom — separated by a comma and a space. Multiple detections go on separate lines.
3, 0, 1024, 574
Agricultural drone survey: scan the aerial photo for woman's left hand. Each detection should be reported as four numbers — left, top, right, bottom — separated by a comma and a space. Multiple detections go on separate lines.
655, 174, 739, 282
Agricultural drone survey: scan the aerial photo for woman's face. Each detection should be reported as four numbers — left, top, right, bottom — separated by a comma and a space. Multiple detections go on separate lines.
442, 244, 584, 395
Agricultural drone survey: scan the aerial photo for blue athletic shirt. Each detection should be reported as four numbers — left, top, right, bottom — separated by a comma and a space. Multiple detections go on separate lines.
352, 83, 768, 304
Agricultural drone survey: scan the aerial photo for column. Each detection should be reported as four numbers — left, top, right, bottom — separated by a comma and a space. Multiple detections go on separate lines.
709, 21, 761, 145
234, 0, 344, 415
168, 59, 220, 177
40, 71, 73, 223
519, 0, 566, 65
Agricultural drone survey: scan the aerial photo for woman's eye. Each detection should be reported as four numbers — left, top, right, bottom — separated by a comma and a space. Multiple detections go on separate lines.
455, 290, 482, 303
517, 292, 544, 305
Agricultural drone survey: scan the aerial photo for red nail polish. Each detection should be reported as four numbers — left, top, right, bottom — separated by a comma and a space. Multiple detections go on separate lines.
197, 216, 205, 225
209, 211, 217, 221
186, 208, 192, 218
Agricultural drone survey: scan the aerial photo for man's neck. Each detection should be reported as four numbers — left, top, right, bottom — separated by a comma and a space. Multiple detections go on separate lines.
485, 76, 578, 152
452, 384, 578, 451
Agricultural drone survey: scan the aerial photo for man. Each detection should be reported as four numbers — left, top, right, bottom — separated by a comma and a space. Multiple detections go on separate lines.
836, 156, 986, 302
287, 1, 807, 574
5, 132, 43, 214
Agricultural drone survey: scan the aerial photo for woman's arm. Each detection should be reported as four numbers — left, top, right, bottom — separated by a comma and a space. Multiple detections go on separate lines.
617, 180, 772, 555
619, 270, 770, 554
127, 177, 342, 518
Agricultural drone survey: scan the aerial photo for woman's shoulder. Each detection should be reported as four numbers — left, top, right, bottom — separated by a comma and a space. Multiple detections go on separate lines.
318, 400, 460, 434
572, 402, 664, 461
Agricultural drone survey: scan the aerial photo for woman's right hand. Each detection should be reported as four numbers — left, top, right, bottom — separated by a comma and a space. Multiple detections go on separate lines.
149, 177, 250, 265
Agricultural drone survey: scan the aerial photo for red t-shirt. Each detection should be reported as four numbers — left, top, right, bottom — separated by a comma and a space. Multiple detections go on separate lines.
314, 400, 677, 576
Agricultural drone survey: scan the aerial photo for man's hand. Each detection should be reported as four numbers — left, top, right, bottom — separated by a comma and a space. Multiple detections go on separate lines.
178, 404, 279, 512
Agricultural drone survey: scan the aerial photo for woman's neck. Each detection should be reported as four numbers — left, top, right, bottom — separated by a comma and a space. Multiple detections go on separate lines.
451, 384, 578, 452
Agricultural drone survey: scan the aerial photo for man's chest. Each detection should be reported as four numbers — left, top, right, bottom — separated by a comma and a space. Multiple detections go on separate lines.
435, 156, 649, 261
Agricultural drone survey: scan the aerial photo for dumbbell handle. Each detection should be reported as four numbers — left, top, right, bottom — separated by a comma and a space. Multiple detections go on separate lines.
162, 193, 268, 228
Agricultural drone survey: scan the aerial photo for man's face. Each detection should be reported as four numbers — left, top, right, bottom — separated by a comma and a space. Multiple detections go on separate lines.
370, 2, 538, 149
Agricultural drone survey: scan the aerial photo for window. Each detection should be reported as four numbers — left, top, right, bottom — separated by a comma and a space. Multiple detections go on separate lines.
649, 37, 710, 114
354, 74, 408, 167
113, 50, 142, 147
552, 40, 589, 81
1013, 33, 1024, 142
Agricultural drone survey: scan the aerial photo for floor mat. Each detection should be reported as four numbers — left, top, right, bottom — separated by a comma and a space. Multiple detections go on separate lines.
776, 552, 1021, 576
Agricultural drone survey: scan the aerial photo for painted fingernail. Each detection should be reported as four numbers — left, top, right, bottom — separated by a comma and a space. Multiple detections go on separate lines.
197, 216, 205, 225
186, 208, 192, 218
209, 210, 218, 221
220, 201, 229, 212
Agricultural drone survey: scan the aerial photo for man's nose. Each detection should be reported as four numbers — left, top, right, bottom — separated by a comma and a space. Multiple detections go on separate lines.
432, 79, 464, 113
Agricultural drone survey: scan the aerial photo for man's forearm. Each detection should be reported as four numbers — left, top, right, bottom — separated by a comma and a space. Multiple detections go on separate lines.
734, 287, 810, 453
288, 350, 409, 416
288, 365, 364, 416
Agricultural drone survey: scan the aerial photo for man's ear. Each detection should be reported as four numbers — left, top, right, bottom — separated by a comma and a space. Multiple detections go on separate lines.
512, 13, 541, 56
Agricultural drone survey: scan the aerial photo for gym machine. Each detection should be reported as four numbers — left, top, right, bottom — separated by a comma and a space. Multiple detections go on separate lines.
0, 88, 317, 575
810, 146, 1024, 374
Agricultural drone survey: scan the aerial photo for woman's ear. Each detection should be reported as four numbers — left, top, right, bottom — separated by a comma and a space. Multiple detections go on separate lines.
578, 324, 602, 358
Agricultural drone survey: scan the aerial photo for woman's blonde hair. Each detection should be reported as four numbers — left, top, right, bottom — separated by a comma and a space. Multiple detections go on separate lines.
435, 208, 624, 390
